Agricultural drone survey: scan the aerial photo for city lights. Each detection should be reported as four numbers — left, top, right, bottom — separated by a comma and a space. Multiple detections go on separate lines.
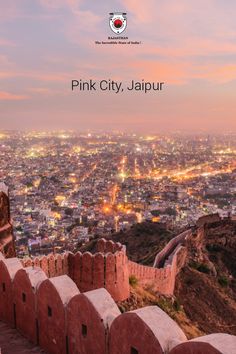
0, 131, 235, 257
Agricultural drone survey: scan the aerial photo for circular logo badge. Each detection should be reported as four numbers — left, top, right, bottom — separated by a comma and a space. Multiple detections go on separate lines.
109, 13, 127, 35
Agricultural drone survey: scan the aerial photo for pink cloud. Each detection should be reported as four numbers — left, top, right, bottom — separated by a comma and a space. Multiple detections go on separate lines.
0, 70, 71, 82
39, 0, 82, 11
0, 91, 29, 100
0, 38, 16, 47
120, 0, 156, 23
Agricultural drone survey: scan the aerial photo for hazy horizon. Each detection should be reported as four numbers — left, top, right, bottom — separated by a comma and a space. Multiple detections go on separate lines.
1, 128, 236, 136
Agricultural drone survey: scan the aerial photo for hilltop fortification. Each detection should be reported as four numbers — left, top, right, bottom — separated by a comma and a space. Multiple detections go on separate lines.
0, 187, 235, 353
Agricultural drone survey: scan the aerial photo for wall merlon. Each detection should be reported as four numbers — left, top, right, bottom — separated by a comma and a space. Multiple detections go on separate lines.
0, 218, 235, 354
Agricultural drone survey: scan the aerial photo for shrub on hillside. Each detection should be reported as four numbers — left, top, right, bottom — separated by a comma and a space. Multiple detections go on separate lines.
218, 276, 229, 287
189, 261, 211, 274
129, 275, 138, 287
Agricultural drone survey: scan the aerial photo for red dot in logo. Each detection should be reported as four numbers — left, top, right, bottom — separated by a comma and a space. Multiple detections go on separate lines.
114, 19, 123, 28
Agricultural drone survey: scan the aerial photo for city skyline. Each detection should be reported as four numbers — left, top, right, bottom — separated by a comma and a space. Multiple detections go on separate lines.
1, 1, 236, 132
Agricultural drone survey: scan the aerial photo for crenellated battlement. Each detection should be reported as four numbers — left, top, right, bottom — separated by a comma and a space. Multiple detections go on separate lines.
15, 214, 235, 304
96, 238, 125, 254
21, 253, 69, 278
0, 250, 235, 354
67, 246, 130, 301
127, 230, 190, 295
20, 238, 130, 302
19, 234, 188, 302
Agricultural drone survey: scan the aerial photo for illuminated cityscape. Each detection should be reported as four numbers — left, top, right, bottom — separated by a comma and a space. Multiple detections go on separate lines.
1, 131, 235, 257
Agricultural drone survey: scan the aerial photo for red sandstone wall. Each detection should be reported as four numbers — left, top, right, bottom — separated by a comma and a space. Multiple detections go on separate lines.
68, 246, 130, 302
128, 259, 176, 294
21, 242, 129, 302
67, 290, 120, 354
20, 233, 189, 300
97, 238, 124, 253
196, 213, 221, 228
22, 234, 188, 299
0, 246, 235, 354
0, 258, 23, 327
20, 229, 190, 300
13, 267, 47, 344
153, 230, 191, 268
0, 253, 121, 354
21, 253, 68, 278
128, 232, 189, 295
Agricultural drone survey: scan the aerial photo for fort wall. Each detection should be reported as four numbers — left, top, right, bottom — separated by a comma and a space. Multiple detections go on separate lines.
0, 251, 235, 354
128, 230, 190, 295
196, 213, 221, 228
22, 240, 130, 302
18, 216, 227, 300
21, 253, 68, 278
67, 239, 130, 301
153, 229, 191, 268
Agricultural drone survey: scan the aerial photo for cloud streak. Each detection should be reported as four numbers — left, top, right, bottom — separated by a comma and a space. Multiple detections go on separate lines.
0, 91, 29, 100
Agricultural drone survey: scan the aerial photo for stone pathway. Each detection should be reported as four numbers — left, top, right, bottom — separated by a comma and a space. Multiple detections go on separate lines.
0, 321, 45, 354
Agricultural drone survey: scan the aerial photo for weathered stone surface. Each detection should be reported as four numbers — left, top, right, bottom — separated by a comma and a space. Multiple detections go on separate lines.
37, 275, 79, 354
170, 333, 236, 354
0, 258, 23, 326
13, 267, 47, 344
0, 188, 15, 258
80, 252, 93, 292
110, 306, 186, 354
40, 256, 49, 277
93, 253, 105, 289
97, 238, 106, 253
55, 254, 63, 276
67, 242, 130, 301
105, 253, 116, 294
73, 251, 82, 285
67, 288, 120, 354
48, 254, 56, 278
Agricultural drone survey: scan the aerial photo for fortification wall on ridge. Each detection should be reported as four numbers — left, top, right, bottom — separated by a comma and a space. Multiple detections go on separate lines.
128, 245, 188, 295
153, 230, 191, 268
20, 230, 190, 298
128, 230, 190, 295
20, 235, 187, 301
0, 250, 235, 354
21, 253, 69, 278
196, 213, 221, 228
21, 239, 130, 302
67, 238, 130, 302
18, 215, 228, 302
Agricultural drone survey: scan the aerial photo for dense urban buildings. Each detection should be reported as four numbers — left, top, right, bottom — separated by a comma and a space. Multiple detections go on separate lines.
0, 130, 235, 257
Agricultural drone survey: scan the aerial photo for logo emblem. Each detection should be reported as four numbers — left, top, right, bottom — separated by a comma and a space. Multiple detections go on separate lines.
109, 12, 127, 35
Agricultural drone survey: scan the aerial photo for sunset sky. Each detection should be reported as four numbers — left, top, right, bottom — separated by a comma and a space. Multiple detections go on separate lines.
1, 0, 236, 133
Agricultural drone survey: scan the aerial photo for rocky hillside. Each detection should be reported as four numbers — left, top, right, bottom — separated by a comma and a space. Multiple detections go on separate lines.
115, 219, 236, 338
174, 219, 236, 336
78, 221, 176, 265
110, 222, 176, 265
79, 218, 236, 338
